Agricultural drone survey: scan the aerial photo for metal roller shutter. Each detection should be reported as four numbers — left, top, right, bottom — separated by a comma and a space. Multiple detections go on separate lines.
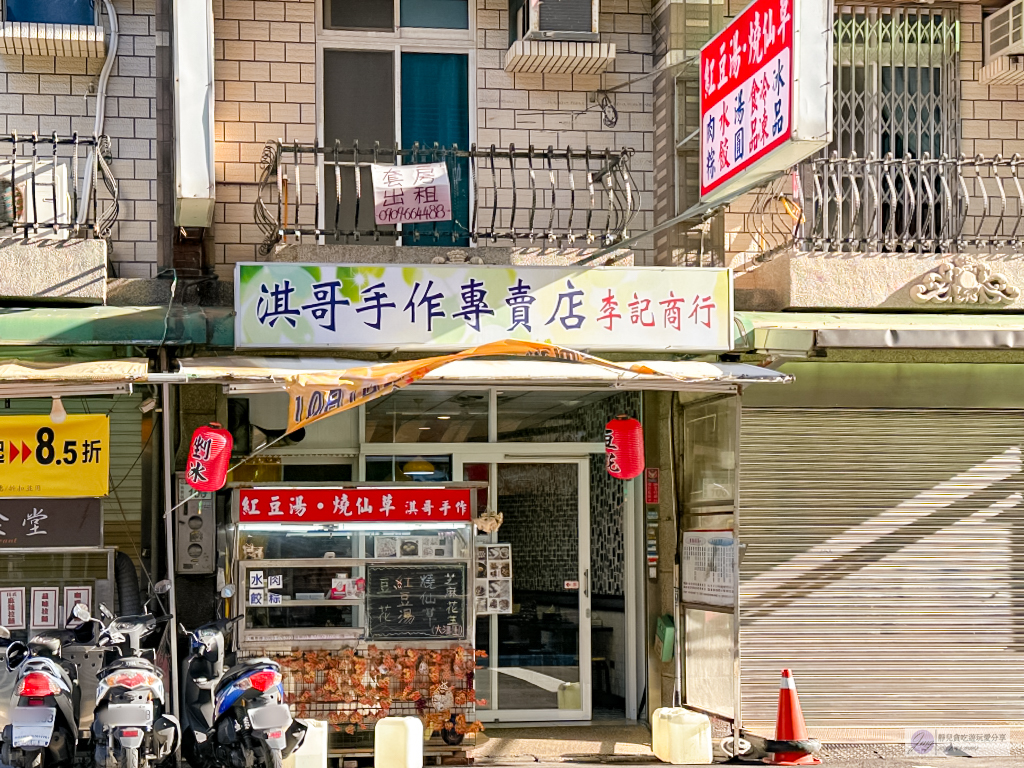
739, 408, 1024, 737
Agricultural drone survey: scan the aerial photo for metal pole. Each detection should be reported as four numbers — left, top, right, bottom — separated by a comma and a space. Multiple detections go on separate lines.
160, 381, 180, 719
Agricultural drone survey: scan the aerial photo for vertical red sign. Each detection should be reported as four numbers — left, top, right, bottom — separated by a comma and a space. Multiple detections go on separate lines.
645, 468, 660, 504
699, 0, 795, 198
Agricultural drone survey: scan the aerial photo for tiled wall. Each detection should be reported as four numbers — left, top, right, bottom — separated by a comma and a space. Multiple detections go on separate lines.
0, 0, 158, 276
211, 0, 316, 276
498, 462, 580, 593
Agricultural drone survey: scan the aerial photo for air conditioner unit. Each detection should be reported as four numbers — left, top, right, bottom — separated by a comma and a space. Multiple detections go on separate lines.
512, 0, 599, 42
0, 159, 72, 234
984, 0, 1024, 63
506, 0, 614, 73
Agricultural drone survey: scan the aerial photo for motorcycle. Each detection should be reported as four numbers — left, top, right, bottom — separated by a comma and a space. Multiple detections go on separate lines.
89, 585, 179, 768
180, 607, 305, 768
0, 604, 93, 768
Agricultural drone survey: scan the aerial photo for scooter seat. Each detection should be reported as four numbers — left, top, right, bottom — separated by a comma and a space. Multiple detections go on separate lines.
29, 634, 65, 655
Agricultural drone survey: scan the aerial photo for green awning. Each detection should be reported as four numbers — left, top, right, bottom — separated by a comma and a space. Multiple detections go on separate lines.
0, 306, 233, 347
734, 312, 1024, 352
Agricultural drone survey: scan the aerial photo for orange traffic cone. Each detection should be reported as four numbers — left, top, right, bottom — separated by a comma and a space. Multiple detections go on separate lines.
770, 669, 820, 765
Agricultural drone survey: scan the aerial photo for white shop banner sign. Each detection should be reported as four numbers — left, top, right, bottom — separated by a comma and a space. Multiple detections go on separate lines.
236, 263, 733, 352
370, 162, 452, 226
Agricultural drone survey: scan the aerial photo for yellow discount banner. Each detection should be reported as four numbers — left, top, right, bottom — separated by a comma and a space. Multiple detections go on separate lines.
0, 415, 109, 497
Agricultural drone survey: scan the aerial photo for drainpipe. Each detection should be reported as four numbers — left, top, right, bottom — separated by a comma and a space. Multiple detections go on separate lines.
78, 0, 119, 226
160, 379, 180, 719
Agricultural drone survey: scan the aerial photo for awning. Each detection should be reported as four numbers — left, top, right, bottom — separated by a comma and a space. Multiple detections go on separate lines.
734, 311, 1024, 352
0, 358, 149, 396
0, 306, 232, 347
176, 356, 790, 393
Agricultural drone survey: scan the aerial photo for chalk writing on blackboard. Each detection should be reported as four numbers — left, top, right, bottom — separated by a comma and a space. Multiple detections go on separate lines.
366, 564, 467, 640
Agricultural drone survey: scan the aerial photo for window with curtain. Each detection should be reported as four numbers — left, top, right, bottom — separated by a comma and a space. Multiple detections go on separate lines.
400, 52, 470, 246
6, 0, 94, 23
401, 0, 469, 29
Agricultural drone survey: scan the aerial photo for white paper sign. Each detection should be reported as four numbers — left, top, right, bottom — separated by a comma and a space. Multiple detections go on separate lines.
0, 588, 25, 630
249, 571, 264, 589
30, 588, 58, 629
370, 162, 452, 226
64, 586, 92, 616
268, 574, 283, 590
268, 591, 282, 605
682, 531, 736, 607
248, 589, 265, 606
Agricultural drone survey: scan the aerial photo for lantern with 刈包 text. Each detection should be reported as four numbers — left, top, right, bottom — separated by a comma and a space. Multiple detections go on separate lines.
186, 423, 233, 492
605, 415, 644, 479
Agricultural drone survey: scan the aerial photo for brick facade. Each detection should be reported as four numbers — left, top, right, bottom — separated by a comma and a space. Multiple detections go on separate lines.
0, 0, 158, 277
210, 0, 654, 279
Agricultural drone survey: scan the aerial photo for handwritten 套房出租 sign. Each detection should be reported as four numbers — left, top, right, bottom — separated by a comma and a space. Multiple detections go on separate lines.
370, 162, 452, 226
366, 564, 466, 640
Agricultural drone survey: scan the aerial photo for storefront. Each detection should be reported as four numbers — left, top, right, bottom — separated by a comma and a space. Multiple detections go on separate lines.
0, 358, 156, 733
165, 260, 790, 747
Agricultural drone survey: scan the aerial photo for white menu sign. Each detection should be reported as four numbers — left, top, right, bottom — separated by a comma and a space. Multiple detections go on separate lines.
0, 587, 25, 630
30, 588, 58, 629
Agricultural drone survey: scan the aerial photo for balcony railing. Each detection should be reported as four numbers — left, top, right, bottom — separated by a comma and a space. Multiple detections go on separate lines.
254, 140, 640, 255
0, 132, 118, 238
737, 153, 1024, 267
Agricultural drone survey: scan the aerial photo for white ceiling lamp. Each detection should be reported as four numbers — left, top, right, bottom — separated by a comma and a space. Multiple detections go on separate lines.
50, 396, 67, 424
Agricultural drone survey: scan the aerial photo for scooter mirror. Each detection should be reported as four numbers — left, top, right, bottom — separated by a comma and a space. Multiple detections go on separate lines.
0, 626, 9, 640
5, 642, 27, 672
71, 603, 92, 623
220, 585, 236, 599
154, 580, 172, 595
99, 604, 115, 621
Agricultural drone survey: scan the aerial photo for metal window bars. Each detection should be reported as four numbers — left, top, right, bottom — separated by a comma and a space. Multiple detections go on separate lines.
254, 139, 640, 256
740, 152, 1024, 261
0, 132, 118, 238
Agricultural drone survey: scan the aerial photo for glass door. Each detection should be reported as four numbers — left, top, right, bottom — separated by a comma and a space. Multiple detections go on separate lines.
461, 458, 592, 722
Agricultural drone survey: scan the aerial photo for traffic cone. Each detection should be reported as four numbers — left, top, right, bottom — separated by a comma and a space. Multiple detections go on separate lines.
770, 669, 820, 765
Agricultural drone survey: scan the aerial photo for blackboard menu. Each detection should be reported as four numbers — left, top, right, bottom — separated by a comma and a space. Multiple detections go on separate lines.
366, 564, 467, 640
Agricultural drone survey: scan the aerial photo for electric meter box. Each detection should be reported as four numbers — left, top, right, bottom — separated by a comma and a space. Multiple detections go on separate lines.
175, 476, 216, 574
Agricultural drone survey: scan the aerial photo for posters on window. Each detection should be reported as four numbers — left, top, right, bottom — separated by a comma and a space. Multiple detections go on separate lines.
682, 531, 736, 608
475, 544, 512, 615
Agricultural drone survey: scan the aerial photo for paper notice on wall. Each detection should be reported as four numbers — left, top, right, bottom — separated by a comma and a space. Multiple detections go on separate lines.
370, 162, 452, 226
682, 531, 736, 608
0, 587, 24, 630
475, 544, 512, 615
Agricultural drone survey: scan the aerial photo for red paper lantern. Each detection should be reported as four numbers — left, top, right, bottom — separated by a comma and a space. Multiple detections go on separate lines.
186, 423, 233, 492
605, 416, 644, 480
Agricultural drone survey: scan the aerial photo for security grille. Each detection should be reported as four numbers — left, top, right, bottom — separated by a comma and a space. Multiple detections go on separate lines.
831, 6, 959, 161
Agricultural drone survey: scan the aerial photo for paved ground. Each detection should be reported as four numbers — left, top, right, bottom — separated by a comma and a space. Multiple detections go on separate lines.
467, 723, 1020, 766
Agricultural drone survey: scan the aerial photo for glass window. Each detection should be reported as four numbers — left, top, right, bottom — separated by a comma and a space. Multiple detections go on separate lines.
323, 0, 393, 30
400, 0, 469, 29
365, 455, 453, 482
365, 389, 487, 442
282, 464, 353, 483
6, 0, 94, 24
400, 52, 470, 246
497, 390, 640, 442
679, 397, 737, 509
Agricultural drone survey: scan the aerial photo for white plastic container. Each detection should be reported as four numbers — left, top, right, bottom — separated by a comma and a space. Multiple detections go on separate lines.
374, 716, 424, 768
651, 707, 713, 765
556, 681, 581, 709
283, 720, 328, 768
